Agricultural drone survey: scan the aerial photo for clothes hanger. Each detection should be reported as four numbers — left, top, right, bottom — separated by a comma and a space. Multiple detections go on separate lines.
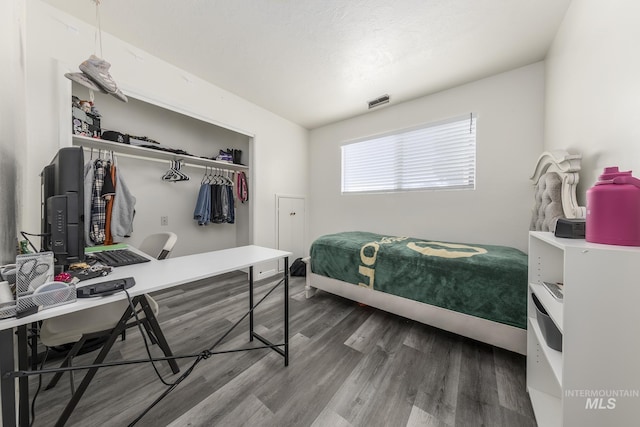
209, 167, 219, 185
175, 160, 189, 181
223, 170, 233, 185
215, 168, 224, 185
162, 160, 190, 182
162, 161, 177, 181
201, 166, 209, 185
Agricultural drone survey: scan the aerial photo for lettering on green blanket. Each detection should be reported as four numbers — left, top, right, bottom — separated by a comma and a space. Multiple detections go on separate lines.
357, 237, 488, 290
407, 241, 487, 258
358, 236, 408, 289
358, 241, 378, 289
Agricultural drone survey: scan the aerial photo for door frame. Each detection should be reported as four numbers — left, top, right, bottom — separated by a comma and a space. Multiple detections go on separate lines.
275, 194, 307, 272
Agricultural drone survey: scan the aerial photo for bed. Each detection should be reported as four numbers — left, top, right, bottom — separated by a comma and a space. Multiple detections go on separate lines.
304, 150, 584, 355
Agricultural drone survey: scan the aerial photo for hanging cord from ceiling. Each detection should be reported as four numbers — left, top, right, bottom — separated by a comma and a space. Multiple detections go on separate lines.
64, 0, 129, 102
85, 0, 103, 104
93, 0, 103, 59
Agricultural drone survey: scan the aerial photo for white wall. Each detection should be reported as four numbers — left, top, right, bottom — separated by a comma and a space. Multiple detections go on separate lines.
0, 1, 26, 420
0, 0, 26, 264
20, 1, 308, 269
309, 62, 545, 252
545, 0, 640, 203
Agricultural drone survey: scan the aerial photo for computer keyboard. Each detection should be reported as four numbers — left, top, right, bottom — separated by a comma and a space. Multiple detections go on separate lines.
77, 277, 135, 298
88, 249, 151, 267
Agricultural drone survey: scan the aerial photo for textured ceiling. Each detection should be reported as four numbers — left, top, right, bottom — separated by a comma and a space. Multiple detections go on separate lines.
41, 0, 571, 129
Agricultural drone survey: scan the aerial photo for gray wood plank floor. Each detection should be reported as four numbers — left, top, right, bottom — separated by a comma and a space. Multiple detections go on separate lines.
29, 271, 536, 426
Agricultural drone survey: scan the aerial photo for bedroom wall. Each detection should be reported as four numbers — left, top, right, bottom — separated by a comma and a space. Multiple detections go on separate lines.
308, 62, 545, 253
544, 0, 640, 204
0, 0, 25, 265
17, 1, 308, 268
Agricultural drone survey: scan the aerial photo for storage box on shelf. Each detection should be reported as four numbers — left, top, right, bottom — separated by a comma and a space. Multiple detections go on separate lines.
531, 293, 562, 351
72, 106, 101, 138
527, 231, 640, 427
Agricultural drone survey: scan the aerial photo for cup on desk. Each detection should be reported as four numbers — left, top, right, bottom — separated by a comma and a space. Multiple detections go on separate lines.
0, 281, 14, 305
1, 264, 16, 285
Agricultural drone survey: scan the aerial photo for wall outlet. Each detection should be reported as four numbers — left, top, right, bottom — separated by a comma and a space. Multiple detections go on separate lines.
161, 216, 169, 226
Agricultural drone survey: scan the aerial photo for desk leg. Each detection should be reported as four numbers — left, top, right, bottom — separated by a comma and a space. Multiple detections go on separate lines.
30, 322, 38, 371
247, 261, 289, 366
17, 325, 29, 426
1, 329, 16, 427
284, 257, 289, 367
249, 266, 254, 342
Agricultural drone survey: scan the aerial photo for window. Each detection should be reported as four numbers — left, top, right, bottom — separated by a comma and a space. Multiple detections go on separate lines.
341, 114, 476, 193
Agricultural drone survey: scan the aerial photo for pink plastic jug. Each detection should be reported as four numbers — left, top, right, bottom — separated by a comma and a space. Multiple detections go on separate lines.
586, 166, 640, 246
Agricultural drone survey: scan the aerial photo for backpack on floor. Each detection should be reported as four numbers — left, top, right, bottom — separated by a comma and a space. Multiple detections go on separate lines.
289, 257, 306, 277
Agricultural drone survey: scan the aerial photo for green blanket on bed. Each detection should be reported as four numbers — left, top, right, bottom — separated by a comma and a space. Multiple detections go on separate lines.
310, 231, 528, 329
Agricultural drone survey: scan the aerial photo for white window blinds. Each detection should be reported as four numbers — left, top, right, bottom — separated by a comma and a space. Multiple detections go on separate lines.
341, 114, 476, 193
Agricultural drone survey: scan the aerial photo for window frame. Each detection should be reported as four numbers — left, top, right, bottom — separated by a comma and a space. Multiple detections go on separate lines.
340, 113, 477, 195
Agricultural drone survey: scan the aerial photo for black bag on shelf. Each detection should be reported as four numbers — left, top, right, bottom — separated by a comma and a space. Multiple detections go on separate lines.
101, 130, 130, 144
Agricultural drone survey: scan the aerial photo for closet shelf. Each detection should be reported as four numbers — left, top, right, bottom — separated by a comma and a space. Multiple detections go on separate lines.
72, 135, 248, 171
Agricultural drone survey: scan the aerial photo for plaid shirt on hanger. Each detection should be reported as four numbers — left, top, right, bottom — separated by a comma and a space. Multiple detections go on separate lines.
90, 159, 107, 244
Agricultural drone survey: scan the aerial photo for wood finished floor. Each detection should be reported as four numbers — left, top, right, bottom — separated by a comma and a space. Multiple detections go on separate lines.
30, 272, 537, 427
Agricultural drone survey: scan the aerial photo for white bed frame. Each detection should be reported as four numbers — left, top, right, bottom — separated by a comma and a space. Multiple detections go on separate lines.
304, 150, 583, 355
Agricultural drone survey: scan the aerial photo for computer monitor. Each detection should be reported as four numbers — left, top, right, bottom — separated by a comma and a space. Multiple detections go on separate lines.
41, 146, 85, 268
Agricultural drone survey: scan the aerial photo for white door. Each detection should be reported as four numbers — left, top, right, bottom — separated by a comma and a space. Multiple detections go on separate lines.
277, 196, 305, 271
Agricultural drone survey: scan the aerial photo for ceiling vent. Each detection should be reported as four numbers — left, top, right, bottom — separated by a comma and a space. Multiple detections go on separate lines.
367, 94, 390, 109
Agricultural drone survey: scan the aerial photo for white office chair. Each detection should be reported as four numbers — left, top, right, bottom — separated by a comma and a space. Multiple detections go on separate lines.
40, 232, 180, 391
137, 232, 178, 261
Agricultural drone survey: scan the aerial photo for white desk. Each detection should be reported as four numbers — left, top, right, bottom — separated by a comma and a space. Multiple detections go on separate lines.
0, 245, 292, 427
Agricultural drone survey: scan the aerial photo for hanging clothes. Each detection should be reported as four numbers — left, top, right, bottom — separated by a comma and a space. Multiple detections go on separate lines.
226, 183, 235, 224
193, 183, 211, 226
85, 154, 136, 245
103, 161, 116, 245
110, 163, 137, 242
89, 159, 107, 244
211, 182, 224, 223
83, 160, 95, 245
237, 171, 248, 203
220, 180, 229, 222
194, 170, 236, 225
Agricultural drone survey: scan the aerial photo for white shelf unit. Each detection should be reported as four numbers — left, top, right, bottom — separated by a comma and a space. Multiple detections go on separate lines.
527, 232, 640, 427
71, 134, 248, 172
